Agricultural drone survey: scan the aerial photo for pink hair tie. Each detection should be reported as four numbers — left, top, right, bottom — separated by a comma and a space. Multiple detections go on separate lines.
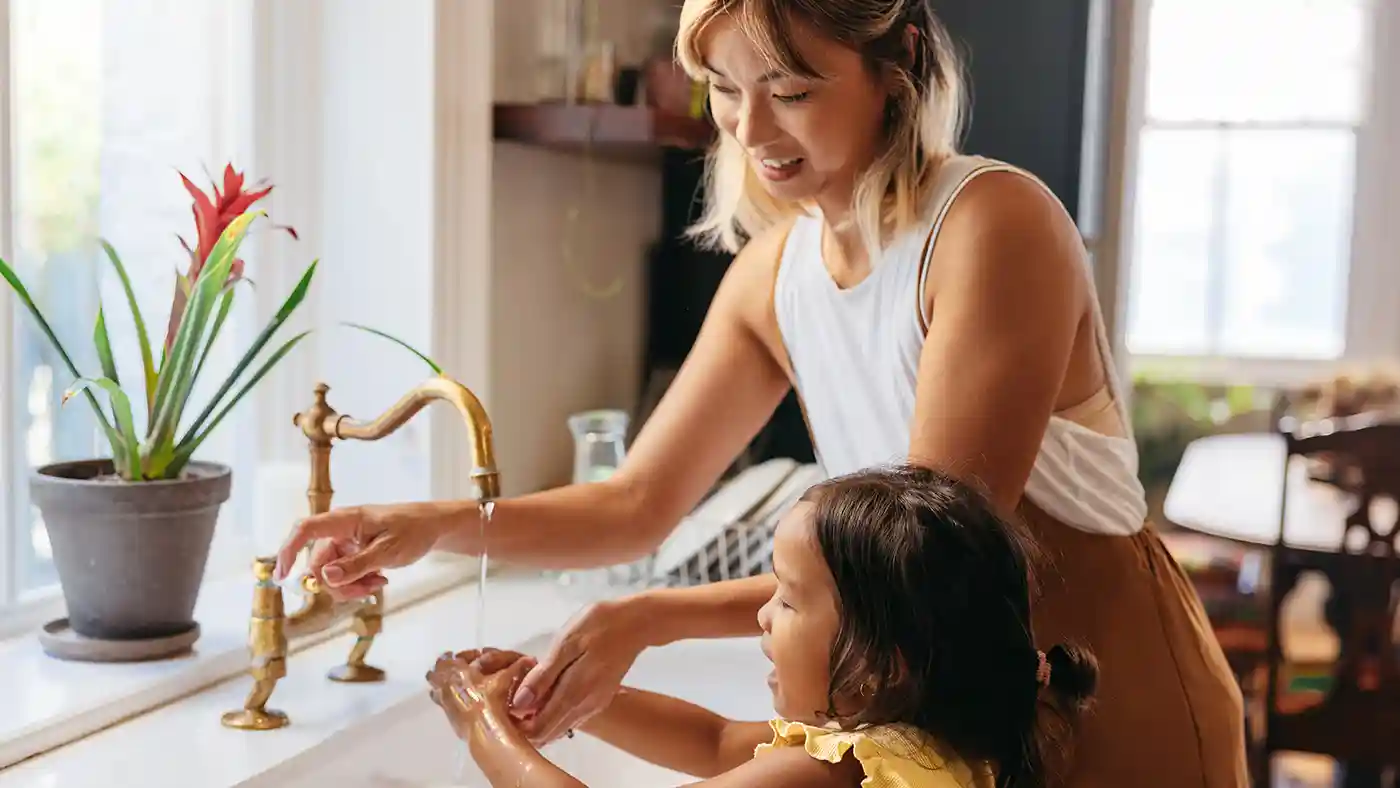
1036, 650, 1052, 688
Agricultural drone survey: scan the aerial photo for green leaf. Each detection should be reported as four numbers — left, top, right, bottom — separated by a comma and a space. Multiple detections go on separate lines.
179, 260, 317, 446
187, 278, 252, 414
62, 377, 142, 480
145, 212, 259, 475
0, 256, 119, 443
342, 321, 443, 375
100, 240, 157, 418
169, 330, 312, 476
94, 307, 119, 386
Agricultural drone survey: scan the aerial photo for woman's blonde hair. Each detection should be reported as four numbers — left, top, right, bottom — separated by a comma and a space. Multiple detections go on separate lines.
676, 0, 968, 255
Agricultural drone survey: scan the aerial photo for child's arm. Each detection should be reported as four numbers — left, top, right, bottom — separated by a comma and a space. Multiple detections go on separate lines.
466, 703, 586, 788
468, 690, 856, 788
578, 686, 772, 777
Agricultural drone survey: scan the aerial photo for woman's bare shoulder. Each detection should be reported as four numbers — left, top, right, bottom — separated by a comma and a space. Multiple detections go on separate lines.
926, 168, 1088, 312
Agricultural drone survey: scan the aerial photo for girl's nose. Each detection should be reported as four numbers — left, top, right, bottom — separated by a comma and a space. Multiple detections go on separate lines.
756, 595, 775, 633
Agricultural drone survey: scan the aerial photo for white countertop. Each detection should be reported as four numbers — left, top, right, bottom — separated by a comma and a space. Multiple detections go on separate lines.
0, 568, 609, 787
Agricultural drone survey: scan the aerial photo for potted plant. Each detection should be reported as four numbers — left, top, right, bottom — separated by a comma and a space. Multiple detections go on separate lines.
0, 165, 313, 643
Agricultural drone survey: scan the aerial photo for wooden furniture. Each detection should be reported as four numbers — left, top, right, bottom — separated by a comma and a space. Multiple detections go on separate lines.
492, 103, 713, 163
1165, 432, 1361, 552
1253, 415, 1400, 787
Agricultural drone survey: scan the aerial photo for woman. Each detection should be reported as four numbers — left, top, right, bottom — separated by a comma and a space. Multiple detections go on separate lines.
276, 1, 1247, 784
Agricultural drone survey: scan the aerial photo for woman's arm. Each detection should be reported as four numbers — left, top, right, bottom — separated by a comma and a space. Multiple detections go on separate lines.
909, 171, 1090, 515
432, 222, 796, 567
635, 573, 778, 645
579, 687, 772, 778
276, 222, 795, 591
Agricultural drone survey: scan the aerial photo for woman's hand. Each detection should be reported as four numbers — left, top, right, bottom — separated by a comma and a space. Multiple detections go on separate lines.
274, 502, 465, 599
427, 648, 538, 741
510, 598, 651, 745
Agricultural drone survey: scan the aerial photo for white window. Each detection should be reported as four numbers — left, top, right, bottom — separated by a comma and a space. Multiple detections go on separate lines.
1123, 0, 1383, 371
1, 0, 258, 615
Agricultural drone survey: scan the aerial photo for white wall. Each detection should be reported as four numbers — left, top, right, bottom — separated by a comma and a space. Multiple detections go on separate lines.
252, 0, 662, 511
315, 1, 437, 508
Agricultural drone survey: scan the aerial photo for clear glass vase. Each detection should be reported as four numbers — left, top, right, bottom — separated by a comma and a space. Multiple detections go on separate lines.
555, 409, 655, 590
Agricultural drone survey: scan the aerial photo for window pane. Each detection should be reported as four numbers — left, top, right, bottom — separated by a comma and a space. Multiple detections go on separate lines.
9, 0, 251, 596
1126, 129, 1218, 355
1146, 0, 1370, 123
1218, 129, 1354, 358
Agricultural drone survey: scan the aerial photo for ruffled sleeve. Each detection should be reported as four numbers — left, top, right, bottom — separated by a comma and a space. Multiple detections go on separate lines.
753, 718, 995, 788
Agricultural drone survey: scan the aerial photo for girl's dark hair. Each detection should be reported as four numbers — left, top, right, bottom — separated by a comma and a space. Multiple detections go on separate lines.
800, 463, 1099, 787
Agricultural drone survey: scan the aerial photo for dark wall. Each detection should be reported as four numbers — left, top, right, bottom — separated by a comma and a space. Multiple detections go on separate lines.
936, 0, 1094, 221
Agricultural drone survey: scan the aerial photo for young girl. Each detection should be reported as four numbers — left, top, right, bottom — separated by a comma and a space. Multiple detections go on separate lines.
427, 465, 1098, 788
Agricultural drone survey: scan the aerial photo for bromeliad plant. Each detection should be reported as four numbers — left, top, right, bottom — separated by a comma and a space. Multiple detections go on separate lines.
0, 165, 313, 481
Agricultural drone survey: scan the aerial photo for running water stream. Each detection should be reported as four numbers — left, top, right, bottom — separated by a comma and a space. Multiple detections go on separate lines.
476, 499, 493, 646
455, 499, 494, 783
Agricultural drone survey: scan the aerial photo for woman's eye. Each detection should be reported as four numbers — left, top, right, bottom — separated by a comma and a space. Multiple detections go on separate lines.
774, 91, 810, 104
709, 83, 738, 95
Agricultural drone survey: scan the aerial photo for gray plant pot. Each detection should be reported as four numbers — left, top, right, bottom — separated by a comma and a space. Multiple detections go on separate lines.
29, 459, 232, 641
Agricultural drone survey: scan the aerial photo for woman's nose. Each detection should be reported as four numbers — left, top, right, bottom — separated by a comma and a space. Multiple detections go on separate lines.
733, 98, 775, 150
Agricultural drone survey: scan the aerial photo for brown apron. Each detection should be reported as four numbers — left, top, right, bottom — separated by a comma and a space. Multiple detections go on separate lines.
1020, 501, 1250, 787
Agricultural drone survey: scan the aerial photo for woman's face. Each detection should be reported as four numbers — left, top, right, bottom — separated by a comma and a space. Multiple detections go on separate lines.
757, 502, 842, 722
700, 15, 890, 208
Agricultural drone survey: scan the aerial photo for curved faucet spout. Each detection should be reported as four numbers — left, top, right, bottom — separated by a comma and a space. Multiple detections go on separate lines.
295, 376, 500, 501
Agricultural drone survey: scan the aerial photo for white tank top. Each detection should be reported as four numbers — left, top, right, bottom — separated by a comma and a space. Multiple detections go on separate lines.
773, 155, 1147, 535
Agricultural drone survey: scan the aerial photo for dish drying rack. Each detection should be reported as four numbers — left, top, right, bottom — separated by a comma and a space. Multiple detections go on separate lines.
649, 459, 825, 588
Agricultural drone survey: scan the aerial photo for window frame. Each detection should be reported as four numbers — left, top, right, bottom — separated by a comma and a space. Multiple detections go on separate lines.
0, 0, 266, 626
1119, 0, 1400, 386
0, 0, 15, 611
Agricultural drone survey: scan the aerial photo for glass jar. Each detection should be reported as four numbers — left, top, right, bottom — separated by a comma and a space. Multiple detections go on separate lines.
569, 409, 628, 484
558, 409, 655, 588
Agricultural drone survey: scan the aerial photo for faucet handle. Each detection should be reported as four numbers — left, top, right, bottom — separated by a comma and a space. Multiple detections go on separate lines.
252, 556, 277, 582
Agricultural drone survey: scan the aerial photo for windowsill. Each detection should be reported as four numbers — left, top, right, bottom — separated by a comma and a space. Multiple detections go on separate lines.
0, 568, 616, 786
0, 549, 493, 771
1128, 353, 1352, 388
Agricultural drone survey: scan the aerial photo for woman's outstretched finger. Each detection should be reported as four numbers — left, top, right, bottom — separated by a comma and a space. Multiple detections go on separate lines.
275, 508, 365, 580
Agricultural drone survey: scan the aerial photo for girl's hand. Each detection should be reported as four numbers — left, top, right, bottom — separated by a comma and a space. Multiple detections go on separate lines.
510, 599, 650, 746
427, 649, 537, 741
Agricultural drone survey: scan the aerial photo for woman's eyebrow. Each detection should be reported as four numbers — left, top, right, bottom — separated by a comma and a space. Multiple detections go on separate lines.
701, 60, 787, 83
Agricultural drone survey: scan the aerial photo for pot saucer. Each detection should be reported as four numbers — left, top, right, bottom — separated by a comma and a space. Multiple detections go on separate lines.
38, 618, 200, 663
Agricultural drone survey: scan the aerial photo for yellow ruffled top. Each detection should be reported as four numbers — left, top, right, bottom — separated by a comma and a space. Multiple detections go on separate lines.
753, 718, 997, 788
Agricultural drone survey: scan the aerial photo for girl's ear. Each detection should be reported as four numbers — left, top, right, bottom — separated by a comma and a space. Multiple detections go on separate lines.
891, 647, 911, 689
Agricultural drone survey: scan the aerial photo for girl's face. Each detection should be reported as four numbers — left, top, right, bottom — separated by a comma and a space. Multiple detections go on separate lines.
757, 502, 842, 722
700, 14, 890, 209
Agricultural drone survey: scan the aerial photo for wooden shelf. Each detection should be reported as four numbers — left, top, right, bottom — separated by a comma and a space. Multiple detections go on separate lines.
492, 103, 713, 162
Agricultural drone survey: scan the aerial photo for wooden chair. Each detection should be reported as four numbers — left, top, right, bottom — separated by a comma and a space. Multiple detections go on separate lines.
1255, 412, 1400, 786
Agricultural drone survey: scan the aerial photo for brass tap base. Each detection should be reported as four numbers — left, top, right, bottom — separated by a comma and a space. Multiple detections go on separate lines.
221, 708, 290, 731
327, 663, 386, 683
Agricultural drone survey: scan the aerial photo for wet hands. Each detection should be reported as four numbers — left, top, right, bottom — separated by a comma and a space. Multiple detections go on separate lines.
427, 648, 539, 742
273, 502, 456, 599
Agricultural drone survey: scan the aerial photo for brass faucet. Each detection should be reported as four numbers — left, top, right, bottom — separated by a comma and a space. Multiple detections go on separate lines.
221, 376, 500, 730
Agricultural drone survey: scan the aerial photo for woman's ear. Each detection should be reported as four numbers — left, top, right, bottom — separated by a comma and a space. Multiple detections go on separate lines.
902, 23, 920, 70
